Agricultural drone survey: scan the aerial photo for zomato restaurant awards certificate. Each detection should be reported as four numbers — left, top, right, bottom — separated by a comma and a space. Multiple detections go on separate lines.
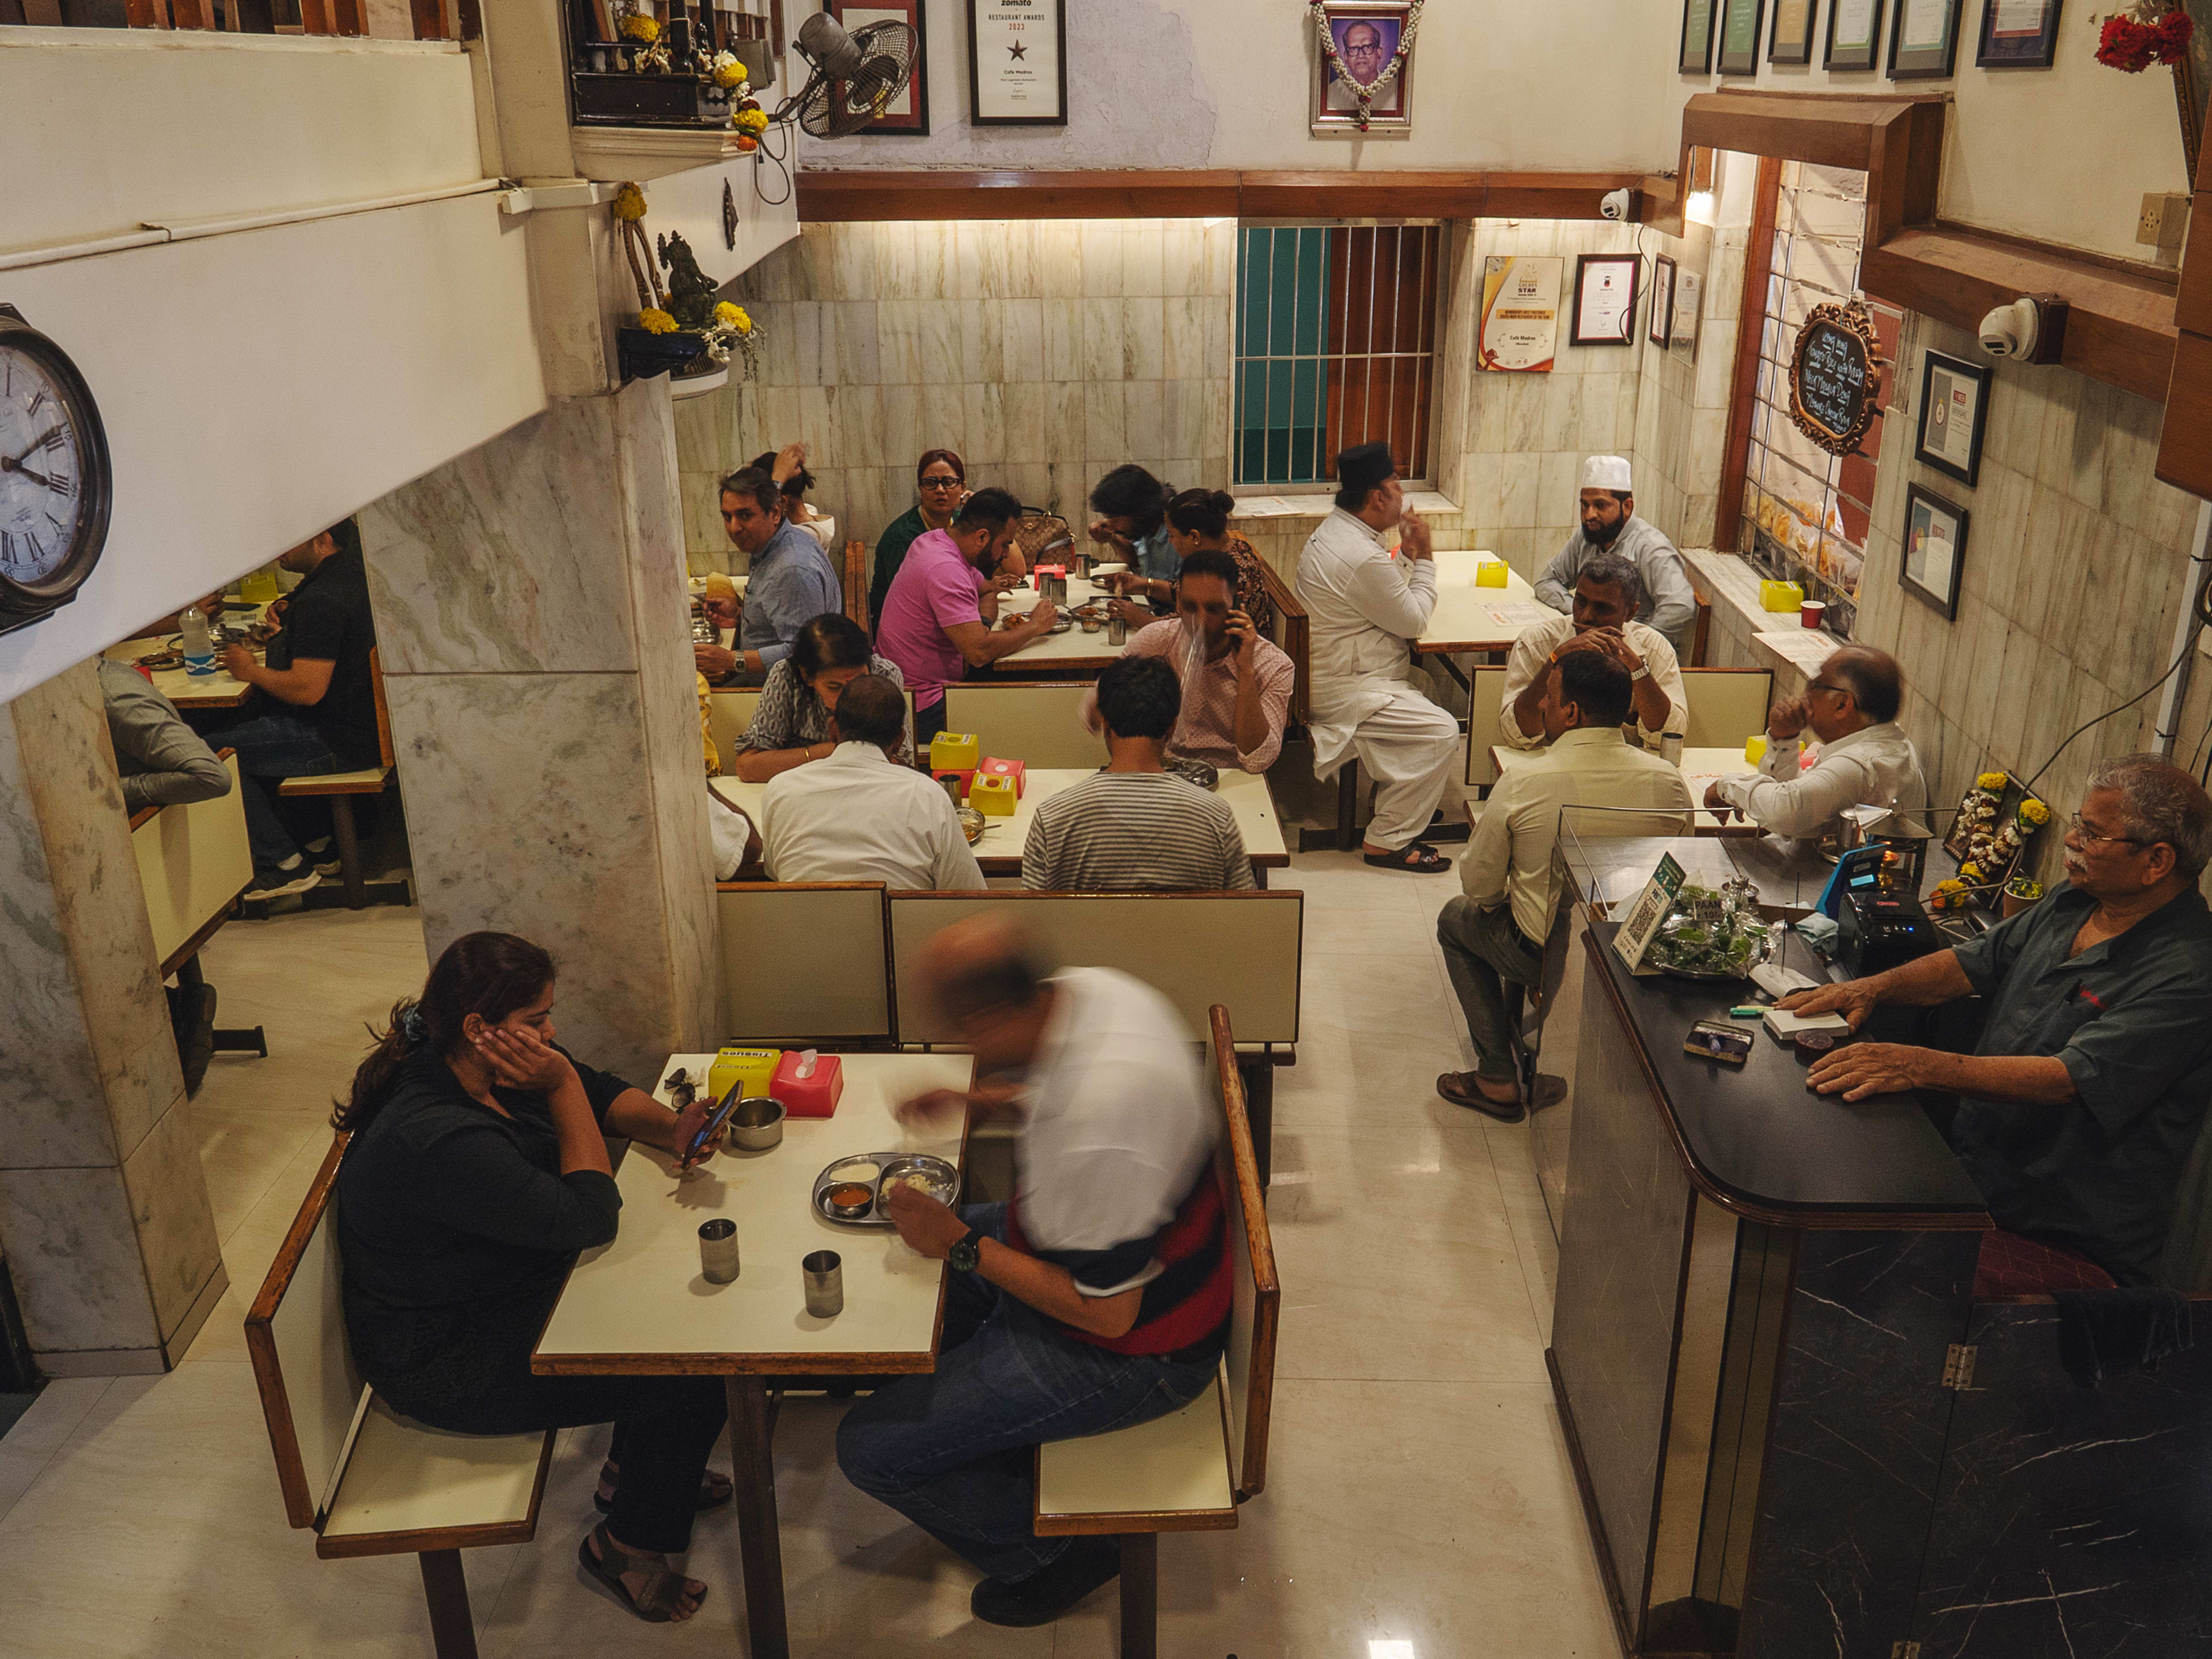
1479, 255, 1563, 373
972, 1, 1063, 123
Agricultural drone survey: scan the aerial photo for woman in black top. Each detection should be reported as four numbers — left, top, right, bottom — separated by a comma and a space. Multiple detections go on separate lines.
335, 931, 728, 1623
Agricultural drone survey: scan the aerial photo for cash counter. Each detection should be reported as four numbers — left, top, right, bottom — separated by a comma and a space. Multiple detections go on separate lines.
1541, 833, 2212, 1659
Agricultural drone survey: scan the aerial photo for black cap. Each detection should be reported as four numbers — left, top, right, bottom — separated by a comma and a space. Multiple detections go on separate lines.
1335, 440, 1395, 500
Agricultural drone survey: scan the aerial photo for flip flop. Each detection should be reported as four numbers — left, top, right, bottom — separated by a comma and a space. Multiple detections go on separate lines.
1437, 1071, 1528, 1123
1364, 841, 1450, 873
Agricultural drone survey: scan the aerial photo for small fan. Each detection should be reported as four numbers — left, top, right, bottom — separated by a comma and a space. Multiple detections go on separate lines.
774, 12, 918, 139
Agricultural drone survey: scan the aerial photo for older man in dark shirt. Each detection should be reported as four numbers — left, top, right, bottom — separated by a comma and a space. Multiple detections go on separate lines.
1782, 755, 2212, 1285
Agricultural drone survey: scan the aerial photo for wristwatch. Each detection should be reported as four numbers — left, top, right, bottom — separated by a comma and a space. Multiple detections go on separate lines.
1630, 663, 1650, 681
948, 1227, 986, 1274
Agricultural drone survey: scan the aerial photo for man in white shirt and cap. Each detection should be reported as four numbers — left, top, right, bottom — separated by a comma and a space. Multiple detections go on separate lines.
1296, 440, 1461, 872
1498, 550, 1688, 755
1705, 645, 1930, 840
1533, 455, 1698, 656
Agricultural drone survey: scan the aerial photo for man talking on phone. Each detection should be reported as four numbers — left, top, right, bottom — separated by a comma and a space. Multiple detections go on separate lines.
1081, 548, 1294, 774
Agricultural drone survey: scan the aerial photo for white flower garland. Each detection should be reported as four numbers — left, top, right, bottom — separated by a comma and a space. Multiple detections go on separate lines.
1311, 1, 1423, 131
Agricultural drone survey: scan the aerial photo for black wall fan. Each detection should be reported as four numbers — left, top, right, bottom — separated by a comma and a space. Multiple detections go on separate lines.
774, 12, 918, 138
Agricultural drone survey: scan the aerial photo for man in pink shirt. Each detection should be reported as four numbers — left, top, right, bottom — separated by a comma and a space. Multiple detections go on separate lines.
877, 487, 1057, 748
1082, 548, 1294, 774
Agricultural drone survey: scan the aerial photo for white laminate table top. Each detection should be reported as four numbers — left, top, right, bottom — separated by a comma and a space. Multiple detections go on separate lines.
1487, 744, 1763, 839
533, 1051, 976, 1374
1417, 551, 1548, 653
109, 622, 266, 707
712, 765, 1290, 870
993, 575, 1126, 668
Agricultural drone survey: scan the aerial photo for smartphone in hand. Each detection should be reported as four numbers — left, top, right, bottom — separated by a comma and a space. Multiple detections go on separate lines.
685, 1082, 747, 1165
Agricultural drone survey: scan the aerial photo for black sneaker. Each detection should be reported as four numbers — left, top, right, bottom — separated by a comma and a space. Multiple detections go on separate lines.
971, 1539, 1120, 1627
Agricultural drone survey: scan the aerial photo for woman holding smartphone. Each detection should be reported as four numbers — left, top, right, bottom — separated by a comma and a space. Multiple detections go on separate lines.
335, 931, 729, 1624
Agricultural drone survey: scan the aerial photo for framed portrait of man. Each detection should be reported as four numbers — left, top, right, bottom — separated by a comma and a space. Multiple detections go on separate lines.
1311, 1, 1417, 135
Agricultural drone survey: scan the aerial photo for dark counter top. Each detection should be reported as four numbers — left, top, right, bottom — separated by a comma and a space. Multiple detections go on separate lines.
1584, 922, 1990, 1226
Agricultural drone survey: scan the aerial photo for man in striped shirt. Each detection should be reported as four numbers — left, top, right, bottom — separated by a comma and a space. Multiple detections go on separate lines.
1022, 654, 1255, 891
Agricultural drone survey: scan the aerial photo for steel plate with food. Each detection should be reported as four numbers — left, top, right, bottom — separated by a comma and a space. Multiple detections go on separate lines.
811, 1152, 961, 1228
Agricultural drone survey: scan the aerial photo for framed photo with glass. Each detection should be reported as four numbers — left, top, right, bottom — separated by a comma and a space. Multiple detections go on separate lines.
1900, 484, 1968, 620
1770, 0, 1818, 63
1681, 0, 1718, 71
1570, 254, 1641, 347
967, 0, 1067, 126
1888, 0, 1964, 78
1718, 0, 1767, 73
1914, 350, 1992, 487
1310, 0, 1417, 134
1650, 255, 1678, 347
1826, 0, 1884, 67
1975, 0, 2062, 66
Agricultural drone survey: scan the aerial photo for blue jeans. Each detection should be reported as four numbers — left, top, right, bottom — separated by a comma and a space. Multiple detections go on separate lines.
199, 711, 340, 869
834, 1203, 1219, 1583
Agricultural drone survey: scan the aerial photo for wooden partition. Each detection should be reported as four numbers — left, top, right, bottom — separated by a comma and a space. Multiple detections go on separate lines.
714, 883, 893, 1042
1463, 666, 1511, 790
707, 686, 918, 773
1256, 561, 1312, 726
888, 891, 1302, 1047
132, 752, 253, 975
1680, 666, 1773, 751
941, 682, 1101, 769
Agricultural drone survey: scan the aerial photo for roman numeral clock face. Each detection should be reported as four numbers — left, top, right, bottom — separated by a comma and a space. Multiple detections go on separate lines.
0, 312, 109, 632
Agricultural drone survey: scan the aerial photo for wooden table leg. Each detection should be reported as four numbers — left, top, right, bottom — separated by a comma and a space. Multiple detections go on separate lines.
725, 1375, 790, 1659
331, 796, 367, 909
417, 1549, 480, 1659
1118, 1532, 1158, 1659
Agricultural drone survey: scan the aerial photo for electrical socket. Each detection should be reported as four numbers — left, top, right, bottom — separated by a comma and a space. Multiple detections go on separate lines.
2138, 192, 2190, 250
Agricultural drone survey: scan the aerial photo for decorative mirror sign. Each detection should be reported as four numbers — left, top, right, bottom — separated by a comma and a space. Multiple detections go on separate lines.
1310, 0, 1421, 134
1787, 298, 1883, 457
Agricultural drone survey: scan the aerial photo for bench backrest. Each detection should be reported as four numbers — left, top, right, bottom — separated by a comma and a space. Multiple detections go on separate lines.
1680, 666, 1773, 751
1464, 665, 1511, 788
1208, 1006, 1279, 1501
245, 1136, 364, 1531
707, 687, 919, 773
888, 890, 1303, 1046
1256, 559, 1312, 726
132, 750, 253, 976
843, 540, 869, 625
369, 646, 395, 772
940, 682, 1101, 770
714, 882, 894, 1041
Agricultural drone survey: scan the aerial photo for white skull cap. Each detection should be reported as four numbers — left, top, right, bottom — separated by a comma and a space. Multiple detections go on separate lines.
1581, 454, 1634, 493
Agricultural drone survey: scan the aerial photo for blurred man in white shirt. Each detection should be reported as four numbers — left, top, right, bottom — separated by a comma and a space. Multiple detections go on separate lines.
1437, 652, 1694, 1121
1705, 646, 1929, 840
1297, 440, 1460, 872
1499, 552, 1687, 755
1532, 454, 1697, 654
761, 674, 986, 889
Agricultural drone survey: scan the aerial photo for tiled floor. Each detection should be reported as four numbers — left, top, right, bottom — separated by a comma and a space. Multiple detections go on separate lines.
0, 852, 1614, 1657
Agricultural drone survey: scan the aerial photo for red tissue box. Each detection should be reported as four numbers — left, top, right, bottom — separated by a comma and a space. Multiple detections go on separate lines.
977, 756, 1025, 798
931, 768, 976, 801
771, 1051, 843, 1118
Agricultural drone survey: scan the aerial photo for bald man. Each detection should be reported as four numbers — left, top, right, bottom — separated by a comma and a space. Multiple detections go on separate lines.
836, 916, 1228, 1628
1705, 645, 1929, 839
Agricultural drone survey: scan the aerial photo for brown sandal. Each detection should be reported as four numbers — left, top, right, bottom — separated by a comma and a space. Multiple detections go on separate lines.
577, 1521, 709, 1623
1437, 1070, 1528, 1123
1364, 840, 1450, 873
593, 1459, 732, 1514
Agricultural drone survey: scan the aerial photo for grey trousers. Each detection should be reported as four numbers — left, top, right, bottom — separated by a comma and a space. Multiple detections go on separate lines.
1437, 896, 1545, 1082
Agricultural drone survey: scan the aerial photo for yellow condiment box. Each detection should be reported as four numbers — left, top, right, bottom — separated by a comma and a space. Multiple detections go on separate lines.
708, 1047, 781, 1104
1475, 560, 1509, 588
969, 773, 1018, 816
930, 731, 980, 772
1744, 735, 1769, 766
1759, 579, 1804, 613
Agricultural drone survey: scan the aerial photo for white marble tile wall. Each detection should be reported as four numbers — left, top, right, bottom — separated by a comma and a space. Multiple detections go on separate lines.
1850, 315, 2207, 884
1631, 222, 1745, 554
676, 219, 1237, 577
0, 661, 224, 1372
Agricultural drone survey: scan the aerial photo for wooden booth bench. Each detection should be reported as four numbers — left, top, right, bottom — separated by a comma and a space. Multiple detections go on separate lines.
248, 1138, 554, 1659
1033, 1006, 1279, 1659
130, 748, 267, 1063
273, 646, 410, 911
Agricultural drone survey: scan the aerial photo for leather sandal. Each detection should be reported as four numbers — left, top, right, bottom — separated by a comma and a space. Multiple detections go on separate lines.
577, 1521, 708, 1623
1437, 1070, 1528, 1123
1363, 840, 1450, 873
593, 1460, 733, 1514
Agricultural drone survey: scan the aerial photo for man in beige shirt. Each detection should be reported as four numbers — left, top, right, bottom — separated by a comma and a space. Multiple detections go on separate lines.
1437, 650, 1695, 1120
1498, 551, 1687, 755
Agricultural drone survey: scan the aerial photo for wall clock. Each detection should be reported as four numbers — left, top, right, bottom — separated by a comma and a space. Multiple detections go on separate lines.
0, 305, 112, 639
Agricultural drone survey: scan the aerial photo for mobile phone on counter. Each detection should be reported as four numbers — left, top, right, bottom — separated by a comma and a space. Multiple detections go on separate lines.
684, 1082, 747, 1164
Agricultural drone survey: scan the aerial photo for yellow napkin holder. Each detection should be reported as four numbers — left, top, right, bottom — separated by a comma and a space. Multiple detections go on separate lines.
1759, 579, 1804, 613
708, 1046, 781, 1104
929, 731, 980, 772
969, 773, 1018, 816
1744, 735, 1769, 766
1475, 560, 1509, 588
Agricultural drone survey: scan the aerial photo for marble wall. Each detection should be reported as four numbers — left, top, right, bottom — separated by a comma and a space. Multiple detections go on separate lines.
0, 661, 226, 1375
362, 378, 721, 1082
676, 218, 1237, 580
1630, 221, 1747, 555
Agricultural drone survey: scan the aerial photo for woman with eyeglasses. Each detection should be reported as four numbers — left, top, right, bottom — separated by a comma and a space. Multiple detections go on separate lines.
870, 449, 968, 630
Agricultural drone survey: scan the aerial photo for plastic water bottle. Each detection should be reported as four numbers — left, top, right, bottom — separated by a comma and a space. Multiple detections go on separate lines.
180, 606, 214, 676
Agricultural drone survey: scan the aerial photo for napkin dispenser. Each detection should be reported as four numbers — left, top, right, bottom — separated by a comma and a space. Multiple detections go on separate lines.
771, 1049, 843, 1118
707, 1046, 781, 1105
1475, 561, 1509, 588
970, 773, 1018, 816
1759, 579, 1805, 613
929, 731, 980, 772
978, 756, 1025, 798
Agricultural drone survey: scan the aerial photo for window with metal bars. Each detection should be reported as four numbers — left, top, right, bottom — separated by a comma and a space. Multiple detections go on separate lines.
1738, 162, 1902, 639
1232, 223, 1441, 490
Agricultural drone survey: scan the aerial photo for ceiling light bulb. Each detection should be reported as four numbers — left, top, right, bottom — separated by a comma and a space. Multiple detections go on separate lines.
1369, 1643, 1419, 1659
1686, 190, 1718, 227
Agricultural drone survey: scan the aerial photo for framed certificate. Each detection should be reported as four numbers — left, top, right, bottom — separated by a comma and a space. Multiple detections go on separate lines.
965, 0, 1066, 126
1914, 350, 1991, 487
1570, 254, 1641, 348
1718, 0, 1767, 73
1826, 0, 1884, 67
1478, 255, 1564, 373
1681, 0, 1718, 71
1975, 0, 2061, 66
1770, 0, 1818, 63
829, 1, 930, 134
1888, 0, 1963, 78
1672, 268, 1704, 355
1650, 255, 1678, 348
1900, 484, 1968, 620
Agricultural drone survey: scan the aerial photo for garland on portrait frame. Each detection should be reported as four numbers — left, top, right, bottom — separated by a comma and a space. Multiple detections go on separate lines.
1310, 0, 1423, 131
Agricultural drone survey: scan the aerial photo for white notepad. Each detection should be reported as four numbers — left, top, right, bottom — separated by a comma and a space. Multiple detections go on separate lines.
1762, 1007, 1851, 1041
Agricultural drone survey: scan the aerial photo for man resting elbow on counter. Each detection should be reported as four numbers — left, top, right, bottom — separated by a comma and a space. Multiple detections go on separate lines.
1783, 756, 2212, 1286
1705, 645, 1929, 840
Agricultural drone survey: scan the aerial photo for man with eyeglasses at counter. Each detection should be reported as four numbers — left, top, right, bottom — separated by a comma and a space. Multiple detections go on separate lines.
1780, 755, 2212, 1288
1703, 645, 1929, 840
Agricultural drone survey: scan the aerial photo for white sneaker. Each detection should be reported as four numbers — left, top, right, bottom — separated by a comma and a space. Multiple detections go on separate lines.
246, 867, 321, 900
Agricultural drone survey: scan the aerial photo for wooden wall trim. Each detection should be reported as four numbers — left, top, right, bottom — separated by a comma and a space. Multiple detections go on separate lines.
1713, 156, 1783, 558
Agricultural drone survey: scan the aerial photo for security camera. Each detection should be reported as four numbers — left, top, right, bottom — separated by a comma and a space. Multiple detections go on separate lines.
1979, 293, 2070, 365
1599, 188, 1633, 222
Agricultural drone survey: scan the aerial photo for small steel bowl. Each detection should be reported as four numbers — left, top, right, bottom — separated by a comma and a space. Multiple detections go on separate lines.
1164, 756, 1220, 791
957, 805, 987, 845
729, 1096, 785, 1152
824, 1181, 874, 1219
